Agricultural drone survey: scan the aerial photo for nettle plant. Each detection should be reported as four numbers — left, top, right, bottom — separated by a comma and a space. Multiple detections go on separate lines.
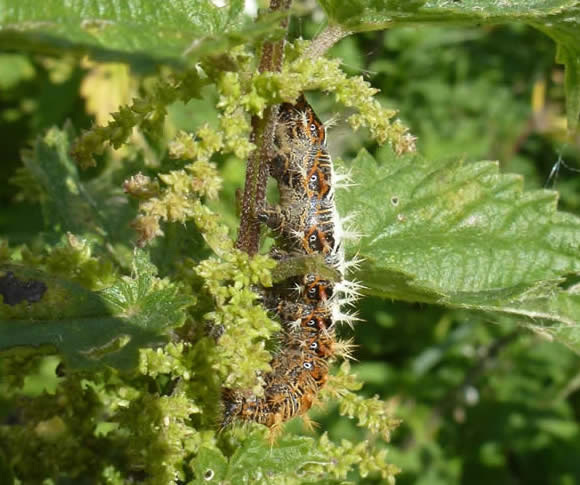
1, 1, 580, 484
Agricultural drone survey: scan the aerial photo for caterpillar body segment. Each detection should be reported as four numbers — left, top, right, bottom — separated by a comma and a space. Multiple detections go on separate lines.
221, 347, 329, 429
270, 146, 334, 203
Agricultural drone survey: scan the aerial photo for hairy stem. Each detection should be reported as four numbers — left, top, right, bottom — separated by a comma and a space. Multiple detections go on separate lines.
236, 0, 292, 255
301, 24, 351, 60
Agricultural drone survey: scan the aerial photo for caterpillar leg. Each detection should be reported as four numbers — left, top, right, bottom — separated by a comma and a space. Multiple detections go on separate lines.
256, 202, 284, 231
257, 202, 307, 241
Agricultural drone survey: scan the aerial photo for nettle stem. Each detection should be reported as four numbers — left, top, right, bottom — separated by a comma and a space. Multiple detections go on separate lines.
236, 0, 292, 255
301, 24, 351, 60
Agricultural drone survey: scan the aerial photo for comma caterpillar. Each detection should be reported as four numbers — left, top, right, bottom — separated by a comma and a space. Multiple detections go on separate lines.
222, 94, 360, 436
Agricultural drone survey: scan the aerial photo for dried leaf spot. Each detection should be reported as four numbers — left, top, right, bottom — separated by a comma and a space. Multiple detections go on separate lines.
0, 271, 47, 306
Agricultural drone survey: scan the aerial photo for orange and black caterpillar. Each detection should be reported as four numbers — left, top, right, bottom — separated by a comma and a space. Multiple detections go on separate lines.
222, 95, 359, 434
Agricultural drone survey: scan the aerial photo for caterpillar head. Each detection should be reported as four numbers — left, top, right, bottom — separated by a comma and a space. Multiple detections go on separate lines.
278, 95, 326, 147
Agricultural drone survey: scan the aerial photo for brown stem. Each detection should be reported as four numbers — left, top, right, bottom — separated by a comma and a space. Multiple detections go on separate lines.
236, 0, 292, 255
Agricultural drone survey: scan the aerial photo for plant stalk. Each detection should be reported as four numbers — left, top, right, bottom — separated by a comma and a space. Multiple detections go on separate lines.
301, 24, 351, 60
236, 0, 292, 255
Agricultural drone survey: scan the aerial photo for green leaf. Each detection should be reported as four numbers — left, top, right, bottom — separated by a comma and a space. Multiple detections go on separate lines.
318, 0, 580, 133
539, 21, 580, 134
226, 433, 326, 482
0, 0, 282, 70
191, 447, 229, 484
319, 0, 578, 31
337, 149, 580, 351
446, 280, 580, 352
23, 125, 104, 237
191, 433, 326, 483
23, 125, 135, 245
0, 250, 191, 369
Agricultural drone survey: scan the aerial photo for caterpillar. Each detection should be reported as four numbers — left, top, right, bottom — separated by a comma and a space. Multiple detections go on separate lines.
222, 95, 360, 434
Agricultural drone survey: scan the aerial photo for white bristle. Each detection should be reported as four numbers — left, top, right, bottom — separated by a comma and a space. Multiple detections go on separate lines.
333, 338, 357, 361
340, 227, 362, 243
294, 162, 308, 179
334, 279, 365, 305
331, 306, 362, 329
334, 168, 357, 191
288, 318, 302, 331
290, 228, 305, 243
323, 114, 340, 131
342, 252, 364, 274
338, 213, 362, 242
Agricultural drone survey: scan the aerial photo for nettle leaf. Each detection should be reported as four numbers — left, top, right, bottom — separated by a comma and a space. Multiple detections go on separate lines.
226, 433, 326, 482
336, 149, 580, 352
23, 125, 104, 237
191, 434, 326, 483
191, 447, 229, 484
0, 250, 191, 370
0, 0, 282, 70
23, 125, 134, 244
534, 12, 580, 134
318, 0, 580, 132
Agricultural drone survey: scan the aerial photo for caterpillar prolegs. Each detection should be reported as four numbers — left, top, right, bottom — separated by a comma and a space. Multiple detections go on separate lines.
222, 95, 360, 433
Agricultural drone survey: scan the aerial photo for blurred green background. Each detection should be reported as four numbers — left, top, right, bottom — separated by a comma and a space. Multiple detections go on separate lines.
1, 16, 580, 485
